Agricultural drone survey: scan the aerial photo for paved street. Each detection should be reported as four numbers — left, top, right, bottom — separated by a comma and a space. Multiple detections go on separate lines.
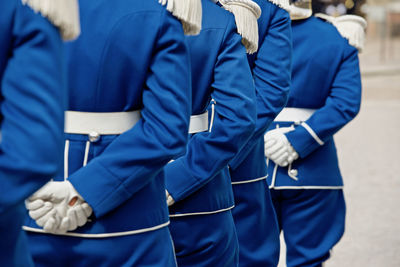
278, 37, 400, 266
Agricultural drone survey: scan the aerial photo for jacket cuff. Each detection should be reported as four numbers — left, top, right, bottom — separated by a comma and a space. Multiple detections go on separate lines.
285, 123, 324, 158
68, 160, 131, 218
164, 158, 200, 203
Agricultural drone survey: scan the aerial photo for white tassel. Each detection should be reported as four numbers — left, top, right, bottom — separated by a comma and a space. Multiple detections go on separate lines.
219, 0, 262, 54
287, 5, 312, 20
159, 0, 202, 36
315, 14, 367, 52
334, 15, 367, 52
268, 0, 290, 10
22, 0, 80, 41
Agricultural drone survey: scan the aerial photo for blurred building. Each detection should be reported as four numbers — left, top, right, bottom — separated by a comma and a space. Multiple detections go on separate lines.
312, 0, 367, 16
313, 0, 400, 62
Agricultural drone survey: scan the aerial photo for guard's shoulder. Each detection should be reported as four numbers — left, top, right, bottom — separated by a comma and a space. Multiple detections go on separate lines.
202, 0, 234, 28
159, 0, 202, 36
315, 13, 367, 52
22, 0, 80, 41
219, 0, 261, 54
266, 0, 290, 10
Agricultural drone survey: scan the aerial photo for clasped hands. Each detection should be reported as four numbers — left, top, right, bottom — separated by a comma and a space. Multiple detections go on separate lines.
25, 181, 92, 234
264, 126, 299, 167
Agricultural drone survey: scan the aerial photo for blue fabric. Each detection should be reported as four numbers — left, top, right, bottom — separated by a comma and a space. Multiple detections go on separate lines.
229, 0, 292, 174
165, 0, 256, 214
169, 210, 239, 267
226, 2, 292, 267
231, 180, 280, 267
271, 189, 346, 267
23, 0, 191, 236
266, 16, 362, 188
0, 204, 35, 267
0, 2, 65, 266
0, 0, 65, 214
27, 226, 177, 267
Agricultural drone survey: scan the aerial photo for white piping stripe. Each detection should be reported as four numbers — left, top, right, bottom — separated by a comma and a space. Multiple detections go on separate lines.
64, 140, 70, 180
269, 185, 344, 190
231, 175, 268, 185
83, 141, 90, 167
209, 99, 216, 133
301, 122, 324, 146
270, 164, 278, 188
22, 221, 170, 238
169, 205, 234, 218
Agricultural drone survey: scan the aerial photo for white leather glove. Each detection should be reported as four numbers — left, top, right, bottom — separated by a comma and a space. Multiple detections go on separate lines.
26, 181, 92, 233
264, 127, 299, 167
165, 190, 175, 206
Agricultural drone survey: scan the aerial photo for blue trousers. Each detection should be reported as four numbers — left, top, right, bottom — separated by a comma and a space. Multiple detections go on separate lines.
231, 179, 280, 267
0, 204, 34, 267
27, 226, 176, 267
169, 210, 239, 267
271, 189, 346, 267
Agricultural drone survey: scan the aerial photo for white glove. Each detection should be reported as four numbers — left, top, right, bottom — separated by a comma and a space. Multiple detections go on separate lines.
58, 202, 92, 232
264, 127, 299, 167
26, 181, 92, 233
25, 199, 61, 233
165, 190, 175, 206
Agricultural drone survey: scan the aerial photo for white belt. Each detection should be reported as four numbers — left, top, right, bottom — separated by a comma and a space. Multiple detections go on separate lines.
64, 110, 209, 135
65, 110, 141, 135
188, 111, 209, 134
274, 108, 316, 122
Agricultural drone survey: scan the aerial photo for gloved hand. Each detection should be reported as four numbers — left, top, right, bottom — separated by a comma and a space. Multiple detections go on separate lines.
58, 201, 92, 232
165, 190, 175, 207
26, 181, 92, 233
264, 127, 299, 167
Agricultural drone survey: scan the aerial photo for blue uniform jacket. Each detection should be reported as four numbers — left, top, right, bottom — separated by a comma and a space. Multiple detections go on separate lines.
1, 2, 65, 266
266, 16, 362, 188
229, 0, 292, 182
166, 0, 256, 215
24, 0, 191, 235
0, 1, 65, 216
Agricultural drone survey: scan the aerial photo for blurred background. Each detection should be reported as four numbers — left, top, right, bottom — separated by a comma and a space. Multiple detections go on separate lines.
278, 0, 400, 266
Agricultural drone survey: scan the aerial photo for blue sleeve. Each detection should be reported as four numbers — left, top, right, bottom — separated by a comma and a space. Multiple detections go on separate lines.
286, 43, 362, 158
68, 10, 191, 217
0, 3, 65, 214
164, 17, 256, 202
229, 5, 292, 168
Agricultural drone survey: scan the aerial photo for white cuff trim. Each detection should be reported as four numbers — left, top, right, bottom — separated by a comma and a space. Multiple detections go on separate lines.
300, 122, 324, 146
231, 175, 267, 185
169, 205, 234, 218
23, 221, 170, 238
